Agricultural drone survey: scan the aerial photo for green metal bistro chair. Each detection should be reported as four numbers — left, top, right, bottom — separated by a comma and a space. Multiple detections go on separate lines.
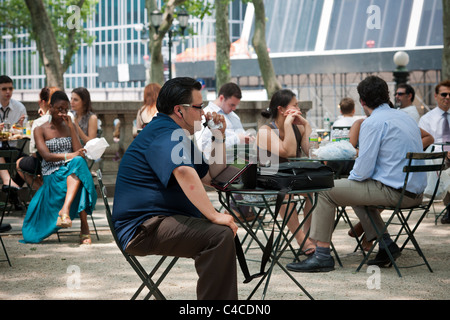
0, 150, 19, 266
356, 152, 447, 277
97, 169, 178, 300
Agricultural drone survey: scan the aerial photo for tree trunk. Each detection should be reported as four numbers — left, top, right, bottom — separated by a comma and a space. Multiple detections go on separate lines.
146, 0, 164, 85
24, 0, 64, 89
443, 0, 450, 81
147, 0, 186, 85
251, 0, 281, 98
215, 0, 231, 91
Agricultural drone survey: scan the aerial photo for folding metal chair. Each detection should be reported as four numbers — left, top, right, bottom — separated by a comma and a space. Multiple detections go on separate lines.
356, 152, 447, 277
334, 206, 370, 257
0, 149, 19, 266
97, 169, 178, 300
17, 153, 43, 209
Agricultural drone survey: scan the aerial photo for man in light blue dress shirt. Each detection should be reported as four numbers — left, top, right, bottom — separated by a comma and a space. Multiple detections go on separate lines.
287, 76, 427, 273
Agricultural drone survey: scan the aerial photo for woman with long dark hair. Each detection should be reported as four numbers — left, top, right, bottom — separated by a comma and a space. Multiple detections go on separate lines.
257, 89, 316, 254
71, 87, 98, 144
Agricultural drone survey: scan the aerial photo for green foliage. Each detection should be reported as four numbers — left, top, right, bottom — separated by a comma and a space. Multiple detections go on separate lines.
0, 0, 97, 50
177, 0, 214, 20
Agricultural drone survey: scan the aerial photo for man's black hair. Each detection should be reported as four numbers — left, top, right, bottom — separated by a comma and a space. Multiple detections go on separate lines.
157, 77, 202, 115
0, 75, 13, 85
397, 83, 415, 102
357, 76, 390, 109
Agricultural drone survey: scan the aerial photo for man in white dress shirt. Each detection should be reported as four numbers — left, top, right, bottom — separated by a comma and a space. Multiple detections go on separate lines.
195, 82, 254, 163
419, 79, 450, 224
195, 83, 255, 221
395, 83, 420, 123
0, 75, 28, 214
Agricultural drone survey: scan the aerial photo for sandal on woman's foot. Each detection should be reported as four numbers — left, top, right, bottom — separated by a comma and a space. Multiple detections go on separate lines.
56, 214, 72, 228
298, 247, 315, 256
361, 234, 373, 252
80, 234, 91, 245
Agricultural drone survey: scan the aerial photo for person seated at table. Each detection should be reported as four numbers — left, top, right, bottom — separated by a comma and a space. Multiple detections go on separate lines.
332, 97, 360, 128
112, 77, 238, 299
346, 114, 434, 251
257, 89, 316, 254
16, 86, 62, 191
133, 82, 161, 137
20, 91, 97, 244
286, 76, 427, 273
0, 75, 28, 210
70, 87, 98, 144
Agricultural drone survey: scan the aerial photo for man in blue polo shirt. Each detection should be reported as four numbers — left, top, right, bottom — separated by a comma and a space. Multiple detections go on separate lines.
112, 77, 238, 300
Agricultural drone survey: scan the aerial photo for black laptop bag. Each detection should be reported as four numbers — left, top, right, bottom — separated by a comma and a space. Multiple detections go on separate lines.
256, 161, 335, 191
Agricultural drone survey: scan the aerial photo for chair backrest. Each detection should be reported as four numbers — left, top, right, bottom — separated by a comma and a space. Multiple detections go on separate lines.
0, 150, 19, 225
0, 150, 19, 172
404, 152, 447, 173
96, 169, 126, 254
331, 126, 352, 130
402, 152, 447, 203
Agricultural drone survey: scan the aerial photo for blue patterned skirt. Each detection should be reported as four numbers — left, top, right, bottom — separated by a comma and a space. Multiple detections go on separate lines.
20, 156, 97, 243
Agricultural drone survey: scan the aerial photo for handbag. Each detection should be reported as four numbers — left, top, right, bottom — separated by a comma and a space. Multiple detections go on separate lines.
234, 161, 334, 283
256, 161, 335, 191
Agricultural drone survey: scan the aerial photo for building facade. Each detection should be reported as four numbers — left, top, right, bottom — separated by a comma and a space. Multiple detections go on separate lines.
0, 0, 445, 126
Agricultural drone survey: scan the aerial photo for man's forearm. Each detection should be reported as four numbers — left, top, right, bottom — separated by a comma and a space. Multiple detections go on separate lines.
173, 166, 218, 219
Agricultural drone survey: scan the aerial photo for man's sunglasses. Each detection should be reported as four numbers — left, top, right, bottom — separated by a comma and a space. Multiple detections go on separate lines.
395, 92, 406, 96
179, 103, 205, 110
439, 93, 450, 98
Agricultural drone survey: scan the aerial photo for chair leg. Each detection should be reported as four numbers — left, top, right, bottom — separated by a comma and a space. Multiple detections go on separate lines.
435, 204, 449, 225
356, 209, 403, 277
334, 207, 367, 257
143, 256, 179, 300
129, 255, 179, 300
0, 235, 11, 267
90, 214, 99, 241
395, 210, 433, 273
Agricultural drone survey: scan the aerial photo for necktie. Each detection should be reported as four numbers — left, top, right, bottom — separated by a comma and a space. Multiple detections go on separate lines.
443, 112, 450, 143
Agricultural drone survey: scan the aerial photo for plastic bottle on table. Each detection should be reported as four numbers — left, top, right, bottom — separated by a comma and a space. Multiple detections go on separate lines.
332, 129, 342, 142
309, 129, 319, 159
323, 112, 331, 131
26, 120, 31, 136
341, 128, 350, 142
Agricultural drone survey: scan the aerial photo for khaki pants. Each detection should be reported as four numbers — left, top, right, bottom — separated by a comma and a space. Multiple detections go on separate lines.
310, 179, 423, 243
125, 215, 238, 300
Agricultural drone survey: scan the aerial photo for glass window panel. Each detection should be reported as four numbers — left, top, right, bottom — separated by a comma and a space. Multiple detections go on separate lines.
113, 0, 119, 27
417, 0, 443, 46
231, 0, 242, 20
263, 0, 324, 53
325, 0, 413, 50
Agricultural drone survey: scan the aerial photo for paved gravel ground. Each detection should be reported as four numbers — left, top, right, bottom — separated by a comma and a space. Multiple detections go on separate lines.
1, 192, 449, 303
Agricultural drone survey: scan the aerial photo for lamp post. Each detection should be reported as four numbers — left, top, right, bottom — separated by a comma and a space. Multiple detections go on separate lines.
150, 9, 189, 80
393, 51, 410, 89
